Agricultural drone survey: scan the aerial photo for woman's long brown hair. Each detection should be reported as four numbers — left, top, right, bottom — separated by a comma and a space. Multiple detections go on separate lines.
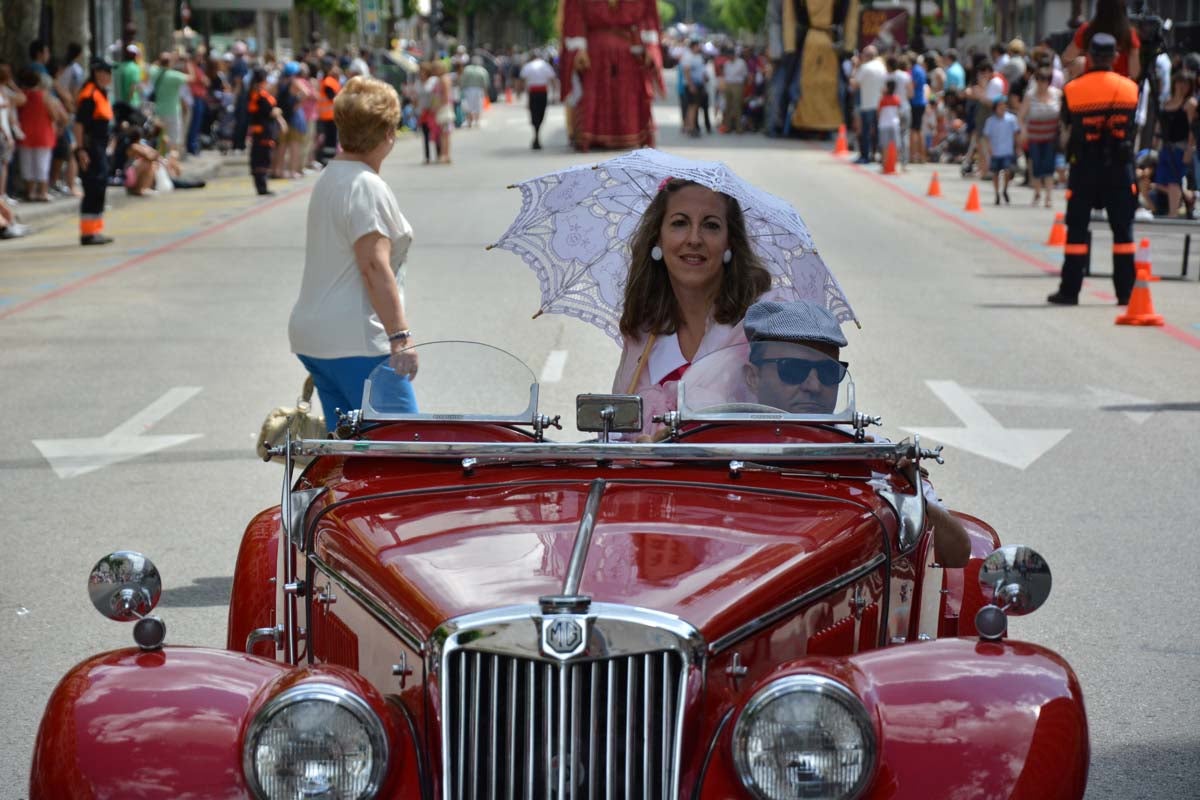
619, 179, 772, 337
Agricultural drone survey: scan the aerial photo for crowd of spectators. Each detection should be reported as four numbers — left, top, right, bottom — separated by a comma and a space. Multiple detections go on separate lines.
847, 14, 1200, 220
669, 35, 771, 137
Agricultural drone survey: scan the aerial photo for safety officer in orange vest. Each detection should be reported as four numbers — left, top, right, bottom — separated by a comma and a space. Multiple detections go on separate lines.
316, 60, 341, 164
73, 59, 115, 246
247, 68, 286, 196
1048, 33, 1140, 306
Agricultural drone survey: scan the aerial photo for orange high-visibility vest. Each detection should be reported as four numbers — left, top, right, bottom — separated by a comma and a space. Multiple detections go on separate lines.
317, 76, 339, 121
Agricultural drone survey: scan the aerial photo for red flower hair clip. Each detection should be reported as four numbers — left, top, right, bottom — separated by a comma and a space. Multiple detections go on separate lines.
657, 176, 674, 193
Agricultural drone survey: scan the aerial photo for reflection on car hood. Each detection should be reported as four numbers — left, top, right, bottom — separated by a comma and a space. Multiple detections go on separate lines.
313, 478, 885, 645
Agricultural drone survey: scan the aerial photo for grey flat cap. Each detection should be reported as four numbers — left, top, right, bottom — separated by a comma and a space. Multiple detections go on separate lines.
744, 300, 848, 348
1089, 32, 1118, 58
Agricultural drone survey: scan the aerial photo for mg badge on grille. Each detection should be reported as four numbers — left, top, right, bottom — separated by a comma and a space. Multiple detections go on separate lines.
542, 617, 585, 658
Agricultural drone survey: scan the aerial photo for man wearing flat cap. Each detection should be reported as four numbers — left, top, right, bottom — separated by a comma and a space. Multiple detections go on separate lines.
742, 299, 971, 567
743, 299, 849, 415
1048, 32, 1140, 306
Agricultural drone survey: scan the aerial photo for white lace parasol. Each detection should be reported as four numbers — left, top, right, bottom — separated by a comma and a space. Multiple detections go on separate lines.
492, 149, 858, 344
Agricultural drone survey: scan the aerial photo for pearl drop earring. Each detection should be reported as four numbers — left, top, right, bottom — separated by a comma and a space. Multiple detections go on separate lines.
723, 249, 732, 264
651, 245, 663, 261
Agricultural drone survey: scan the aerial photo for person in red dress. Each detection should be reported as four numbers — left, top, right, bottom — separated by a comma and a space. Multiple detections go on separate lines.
560, 0, 664, 152
1061, 0, 1142, 80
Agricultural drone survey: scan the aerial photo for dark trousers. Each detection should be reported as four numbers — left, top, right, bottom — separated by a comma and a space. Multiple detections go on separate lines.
1058, 163, 1137, 302
529, 91, 548, 140
251, 139, 273, 194
317, 119, 338, 164
79, 148, 108, 237
858, 109, 877, 161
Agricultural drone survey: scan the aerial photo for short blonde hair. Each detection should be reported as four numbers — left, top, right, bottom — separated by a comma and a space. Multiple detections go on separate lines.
334, 76, 400, 154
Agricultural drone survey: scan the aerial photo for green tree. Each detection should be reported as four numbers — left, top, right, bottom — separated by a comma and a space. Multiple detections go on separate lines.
296, 0, 357, 32
658, 1, 676, 24
708, 0, 767, 33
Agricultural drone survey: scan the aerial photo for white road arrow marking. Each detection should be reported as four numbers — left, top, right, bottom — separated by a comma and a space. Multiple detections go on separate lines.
964, 385, 1156, 424
540, 349, 568, 383
33, 387, 202, 479
902, 380, 1071, 470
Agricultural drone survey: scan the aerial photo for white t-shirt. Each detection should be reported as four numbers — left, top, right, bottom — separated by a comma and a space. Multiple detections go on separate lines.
854, 58, 887, 111
289, 160, 413, 359
722, 57, 748, 84
520, 58, 556, 88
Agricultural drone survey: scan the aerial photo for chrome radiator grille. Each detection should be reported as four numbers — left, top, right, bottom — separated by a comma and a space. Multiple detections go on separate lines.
445, 650, 683, 799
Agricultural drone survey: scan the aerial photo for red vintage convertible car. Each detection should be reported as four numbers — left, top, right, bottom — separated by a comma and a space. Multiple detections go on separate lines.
31, 341, 1087, 799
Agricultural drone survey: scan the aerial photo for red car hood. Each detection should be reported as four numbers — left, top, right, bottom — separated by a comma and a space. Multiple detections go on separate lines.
313, 477, 885, 646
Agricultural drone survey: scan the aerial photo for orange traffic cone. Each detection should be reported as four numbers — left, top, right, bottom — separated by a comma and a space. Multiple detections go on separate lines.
882, 141, 898, 175
964, 184, 981, 212
1046, 213, 1067, 246
1115, 274, 1164, 326
927, 171, 942, 197
1135, 237, 1160, 281
483, 94, 491, 111
505, 87, 514, 104
833, 125, 849, 156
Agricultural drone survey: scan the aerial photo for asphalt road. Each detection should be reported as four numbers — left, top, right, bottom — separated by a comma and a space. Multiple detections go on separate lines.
1, 96, 1197, 798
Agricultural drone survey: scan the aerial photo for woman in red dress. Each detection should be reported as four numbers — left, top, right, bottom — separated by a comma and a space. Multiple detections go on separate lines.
560, 0, 664, 151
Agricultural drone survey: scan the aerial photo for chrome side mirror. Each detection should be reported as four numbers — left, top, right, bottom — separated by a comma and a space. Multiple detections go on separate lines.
576, 394, 643, 442
88, 551, 167, 650
975, 545, 1052, 641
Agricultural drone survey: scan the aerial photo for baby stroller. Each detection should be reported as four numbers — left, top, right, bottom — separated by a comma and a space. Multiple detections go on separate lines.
209, 89, 237, 154
930, 118, 970, 164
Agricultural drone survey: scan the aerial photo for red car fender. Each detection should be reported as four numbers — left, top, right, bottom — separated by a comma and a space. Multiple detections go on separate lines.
30, 647, 420, 799
694, 639, 1088, 800
227, 505, 281, 657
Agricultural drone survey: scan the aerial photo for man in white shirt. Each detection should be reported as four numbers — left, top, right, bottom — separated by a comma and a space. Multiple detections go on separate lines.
852, 45, 887, 163
519, 52, 558, 150
720, 47, 748, 133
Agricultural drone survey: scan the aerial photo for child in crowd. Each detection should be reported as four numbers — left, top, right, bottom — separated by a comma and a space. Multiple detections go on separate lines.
877, 79, 902, 165
982, 97, 1019, 204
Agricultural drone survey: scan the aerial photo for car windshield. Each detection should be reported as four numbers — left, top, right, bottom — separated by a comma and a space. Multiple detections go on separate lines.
677, 341, 855, 421
360, 341, 538, 424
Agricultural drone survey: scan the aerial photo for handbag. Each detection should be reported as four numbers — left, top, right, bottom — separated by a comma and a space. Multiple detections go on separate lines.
256, 375, 328, 464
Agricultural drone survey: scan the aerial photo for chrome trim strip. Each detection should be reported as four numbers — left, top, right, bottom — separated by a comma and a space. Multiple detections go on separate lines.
563, 479, 606, 596
385, 695, 433, 800
307, 554, 424, 652
707, 552, 889, 655
298, 438, 912, 463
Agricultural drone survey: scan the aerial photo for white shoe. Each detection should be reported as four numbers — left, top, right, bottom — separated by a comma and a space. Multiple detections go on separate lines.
1134, 207, 1154, 221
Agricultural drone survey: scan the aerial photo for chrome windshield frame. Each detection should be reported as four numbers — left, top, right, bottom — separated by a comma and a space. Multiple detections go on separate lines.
292, 438, 916, 464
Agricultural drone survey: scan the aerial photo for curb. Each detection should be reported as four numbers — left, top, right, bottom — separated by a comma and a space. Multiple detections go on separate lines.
11, 151, 248, 229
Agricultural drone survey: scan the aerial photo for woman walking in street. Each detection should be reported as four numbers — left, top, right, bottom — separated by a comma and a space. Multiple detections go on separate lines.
1019, 65, 1062, 207
288, 76, 418, 429
432, 61, 454, 164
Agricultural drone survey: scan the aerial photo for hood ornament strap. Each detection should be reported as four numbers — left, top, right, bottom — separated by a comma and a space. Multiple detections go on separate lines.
540, 478, 606, 615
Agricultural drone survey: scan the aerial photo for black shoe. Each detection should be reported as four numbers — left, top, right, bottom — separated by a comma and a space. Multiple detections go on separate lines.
81, 234, 113, 246
257, 190, 276, 196
995, 194, 1001, 205
1002, 188, 1010, 204
1046, 292, 1078, 305
532, 140, 541, 150
1116, 296, 1130, 306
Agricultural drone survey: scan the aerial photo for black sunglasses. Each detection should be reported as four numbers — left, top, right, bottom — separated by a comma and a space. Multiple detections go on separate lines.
754, 357, 849, 386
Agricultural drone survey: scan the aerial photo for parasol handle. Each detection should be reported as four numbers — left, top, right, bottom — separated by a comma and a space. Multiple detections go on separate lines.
626, 334, 657, 394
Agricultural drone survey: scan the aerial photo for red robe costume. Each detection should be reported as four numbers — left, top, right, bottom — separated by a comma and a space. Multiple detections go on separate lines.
560, 0, 664, 151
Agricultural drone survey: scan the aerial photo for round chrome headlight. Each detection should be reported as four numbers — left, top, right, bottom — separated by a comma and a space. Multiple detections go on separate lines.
244, 683, 388, 800
733, 674, 875, 800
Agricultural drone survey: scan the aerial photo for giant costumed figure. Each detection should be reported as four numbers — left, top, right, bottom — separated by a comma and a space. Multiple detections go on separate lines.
766, 0, 860, 136
559, 0, 664, 151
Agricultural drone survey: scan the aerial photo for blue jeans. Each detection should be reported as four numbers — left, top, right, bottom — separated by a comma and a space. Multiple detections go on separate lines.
296, 354, 417, 432
187, 95, 206, 155
858, 109, 877, 161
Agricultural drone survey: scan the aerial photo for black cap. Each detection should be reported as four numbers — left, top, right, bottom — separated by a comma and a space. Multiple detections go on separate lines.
89, 57, 112, 73
1089, 32, 1118, 58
